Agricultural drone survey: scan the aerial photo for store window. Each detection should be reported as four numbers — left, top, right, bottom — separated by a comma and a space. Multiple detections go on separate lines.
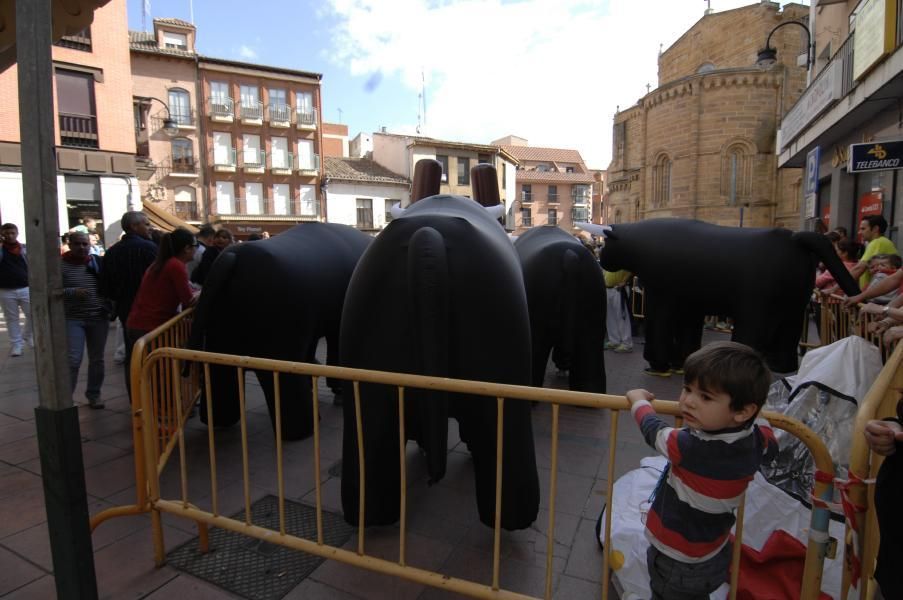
854, 170, 895, 242
64, 176, 103, 244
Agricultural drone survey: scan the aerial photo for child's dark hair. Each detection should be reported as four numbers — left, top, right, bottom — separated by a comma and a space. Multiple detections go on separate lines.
683, 341, 771, 414
150, 227, 195, 275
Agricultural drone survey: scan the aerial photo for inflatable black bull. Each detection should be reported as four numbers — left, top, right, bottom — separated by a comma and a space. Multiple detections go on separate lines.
188, 223, 372, 440
339, 194, 540, 531
514, 226, 606, 392
586, 219, 860, 373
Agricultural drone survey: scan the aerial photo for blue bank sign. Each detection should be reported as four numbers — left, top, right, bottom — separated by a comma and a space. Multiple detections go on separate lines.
848, 141, 903, 173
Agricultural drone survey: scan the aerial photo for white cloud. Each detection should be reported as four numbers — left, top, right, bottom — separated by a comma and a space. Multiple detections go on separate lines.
238, 44, 258, 59
326, 0, 807, 168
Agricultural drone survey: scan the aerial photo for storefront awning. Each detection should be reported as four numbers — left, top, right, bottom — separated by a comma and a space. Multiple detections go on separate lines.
142, 201, 199, 234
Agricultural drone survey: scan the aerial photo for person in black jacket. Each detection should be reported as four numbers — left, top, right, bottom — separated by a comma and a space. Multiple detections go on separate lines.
190, 228, 233, 286
99, 212, 157, 395
863, 399, 903, 599
0, 223, 31, 357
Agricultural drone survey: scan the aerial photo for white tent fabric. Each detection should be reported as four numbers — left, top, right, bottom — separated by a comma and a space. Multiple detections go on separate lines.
598, 456, 848, 600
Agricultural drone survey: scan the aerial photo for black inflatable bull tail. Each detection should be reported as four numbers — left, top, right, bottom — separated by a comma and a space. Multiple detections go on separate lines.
183, 251, 238, 377
792, 231, 860, 297
557, 249, 580, 368
407, 227, 450, 483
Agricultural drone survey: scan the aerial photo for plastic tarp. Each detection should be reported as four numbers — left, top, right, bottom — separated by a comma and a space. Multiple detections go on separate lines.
763, 336, 883, 500
598, 456, 847, 599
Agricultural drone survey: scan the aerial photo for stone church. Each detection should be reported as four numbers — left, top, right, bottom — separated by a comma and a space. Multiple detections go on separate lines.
605, 2, 810, 229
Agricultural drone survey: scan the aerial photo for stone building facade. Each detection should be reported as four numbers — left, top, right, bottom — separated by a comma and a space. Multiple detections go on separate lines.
605, 2, 809, 229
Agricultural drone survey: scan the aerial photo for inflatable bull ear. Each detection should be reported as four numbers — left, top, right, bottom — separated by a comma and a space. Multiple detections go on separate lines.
576, 222, 613, 239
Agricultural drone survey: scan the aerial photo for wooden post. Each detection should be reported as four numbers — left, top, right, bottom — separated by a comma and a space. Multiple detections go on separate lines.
16, 0, 99, 597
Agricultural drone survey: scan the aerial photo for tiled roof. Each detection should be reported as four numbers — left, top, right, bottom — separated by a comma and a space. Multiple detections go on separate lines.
501, 145, 586, 165
154, 17, 195, 28
516, 171, 595, 184
325, 157, 409, 185
129, 30, 195, 57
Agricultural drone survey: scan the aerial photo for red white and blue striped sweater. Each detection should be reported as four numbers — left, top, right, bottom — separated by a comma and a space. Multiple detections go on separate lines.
631, 400, 779, 563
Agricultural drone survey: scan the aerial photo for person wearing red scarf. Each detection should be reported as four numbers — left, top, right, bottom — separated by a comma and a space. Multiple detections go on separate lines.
62, 232, 110, 408
0, 223, 31, 357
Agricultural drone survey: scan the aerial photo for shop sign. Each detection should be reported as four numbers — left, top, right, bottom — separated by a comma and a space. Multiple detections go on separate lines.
779, 61, 842, 150
852, 0, 897, 81
848, 141, 903, 172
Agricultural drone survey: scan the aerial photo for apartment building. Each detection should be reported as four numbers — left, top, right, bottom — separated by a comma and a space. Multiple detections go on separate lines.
0, 0, 138, 244
605, 2, 808, 228
130, 18, 201, 227
494, 136, 595, 236
778, 0, 903, 242
324, 156, 409, 232
199, 56, 325, 238
365, 131, 518, 219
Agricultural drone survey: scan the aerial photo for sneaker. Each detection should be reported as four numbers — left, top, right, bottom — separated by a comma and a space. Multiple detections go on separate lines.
671, 367, 685, 375
9, 345, 23, 357
87, 396, 105, 409
643, 367, 671, 377
604, 341, 618, 350
614, 344, 633, 353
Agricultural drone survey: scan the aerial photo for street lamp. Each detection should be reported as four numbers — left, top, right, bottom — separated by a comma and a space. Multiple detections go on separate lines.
756, 20, 813, 71
136, 96, 179, 136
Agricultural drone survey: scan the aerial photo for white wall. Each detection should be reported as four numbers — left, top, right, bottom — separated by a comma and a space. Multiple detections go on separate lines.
326, 182, 410, 229
99, 176, 139, 242
0, 172, 69, 243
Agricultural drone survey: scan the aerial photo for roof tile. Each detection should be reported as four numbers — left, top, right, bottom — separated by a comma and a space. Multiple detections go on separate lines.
325, 157, 409, 185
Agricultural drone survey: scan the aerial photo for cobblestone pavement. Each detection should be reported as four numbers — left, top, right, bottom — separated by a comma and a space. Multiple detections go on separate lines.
0, 312, 741, 599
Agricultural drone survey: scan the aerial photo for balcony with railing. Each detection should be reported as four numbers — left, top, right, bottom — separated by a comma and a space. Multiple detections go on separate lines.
297, 153, 320, 176
174, 202, 199, 222
296, 107, 318, 130
571, 206, 590, 223
208, 97, 234, 122
211, 148, 237, 172
268, 103, 292, 128
521, 191, 533, 204
59, 113, 98, 148
240, 101, 264, 125
269, 152, 294, 175
571, 190, 591, 204
522, 212, 533, 227
161, 157, 199, 178
547, 193, 559, 204
241, 150, 266, 174
157, 109, 196, 130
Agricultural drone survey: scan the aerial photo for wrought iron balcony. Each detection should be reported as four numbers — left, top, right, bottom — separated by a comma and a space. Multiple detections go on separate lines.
174, 203, 199, 221
240, 100, 264, 124
269, 152, 294, 175
522, 214, 533, 227
295, 107, 318, 130
211, 148, 237, 172
547, 193, 559, 204
521, 191, 533, 204
156, 109, 196, 129
241, 150, 266, 173
297, 153, 320, 176
161, 157, 199, 178
208, 97, 234, 122
268, 103, 292, 127
59, 112, 98, 148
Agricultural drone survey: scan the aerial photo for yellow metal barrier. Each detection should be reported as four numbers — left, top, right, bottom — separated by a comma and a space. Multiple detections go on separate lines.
842, 341, 903, 600
125, 345, 836, 600
88, 308, 201, 531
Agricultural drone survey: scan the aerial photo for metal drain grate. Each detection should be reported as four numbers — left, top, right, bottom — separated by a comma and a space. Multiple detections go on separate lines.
167, 495, 354, 599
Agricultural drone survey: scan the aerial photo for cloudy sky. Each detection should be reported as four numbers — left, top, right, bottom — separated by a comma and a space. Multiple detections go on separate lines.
130, 0, 808, 169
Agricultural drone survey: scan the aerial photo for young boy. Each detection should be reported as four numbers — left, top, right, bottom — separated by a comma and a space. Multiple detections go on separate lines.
625, 341, 779, 599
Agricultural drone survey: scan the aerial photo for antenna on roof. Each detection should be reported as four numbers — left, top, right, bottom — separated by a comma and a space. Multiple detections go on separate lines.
189, 0, 194, 23
416, 68, 426, 135
143, 0, 152, 32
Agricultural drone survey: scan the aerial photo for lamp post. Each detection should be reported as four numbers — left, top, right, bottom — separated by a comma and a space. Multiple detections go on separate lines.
756, 20, 814, 73
136, 96, 179, 136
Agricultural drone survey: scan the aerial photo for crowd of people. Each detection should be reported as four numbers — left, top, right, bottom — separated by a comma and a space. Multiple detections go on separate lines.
0, 212, 263, 408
